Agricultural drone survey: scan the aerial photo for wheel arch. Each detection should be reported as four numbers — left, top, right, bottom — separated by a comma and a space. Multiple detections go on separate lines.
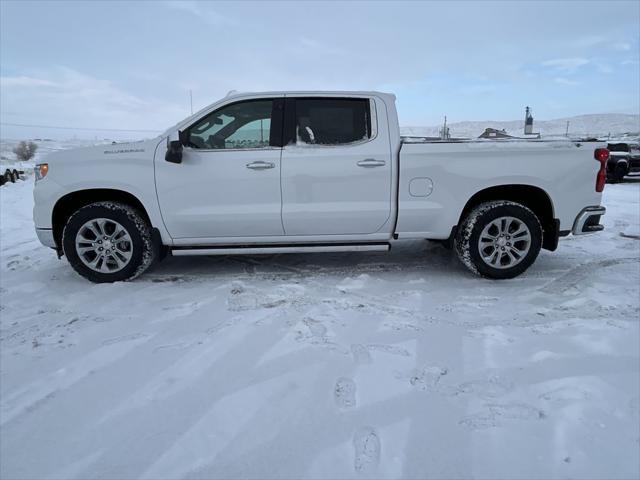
52, 189, 153, 251
457, 184, 558, 251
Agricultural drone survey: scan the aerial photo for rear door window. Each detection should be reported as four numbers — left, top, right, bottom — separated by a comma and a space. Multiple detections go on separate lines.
293, 98, 371, 146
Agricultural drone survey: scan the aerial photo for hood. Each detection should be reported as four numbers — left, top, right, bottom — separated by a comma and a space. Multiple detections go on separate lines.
43, 138, 163, 167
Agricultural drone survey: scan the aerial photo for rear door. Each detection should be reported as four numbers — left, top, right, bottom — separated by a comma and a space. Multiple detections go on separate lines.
280, 96, 392, 235
155, 97, 285, 239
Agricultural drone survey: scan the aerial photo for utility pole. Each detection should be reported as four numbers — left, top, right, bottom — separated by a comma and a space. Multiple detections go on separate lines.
565, 120, 570, 137
189, 90, 193, 115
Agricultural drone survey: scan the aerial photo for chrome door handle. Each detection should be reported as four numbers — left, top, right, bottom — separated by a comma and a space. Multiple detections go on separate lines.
357, 159, 386, 168
246, 161, 275, 170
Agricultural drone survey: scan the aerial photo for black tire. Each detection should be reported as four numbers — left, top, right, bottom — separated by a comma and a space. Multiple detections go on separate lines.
613, 163, 627, 182
455, 201, 542, 279
62, 202, 155, 283
12, 169, 19, 181
0, 174, 5, 186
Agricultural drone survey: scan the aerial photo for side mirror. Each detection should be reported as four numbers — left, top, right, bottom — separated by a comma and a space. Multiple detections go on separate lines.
178, 129, 188, 145
165, 137, 183, 164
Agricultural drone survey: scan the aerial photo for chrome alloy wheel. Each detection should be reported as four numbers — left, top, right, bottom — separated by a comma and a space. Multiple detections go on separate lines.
74, 218, 133, 273
478, 216, 532, 269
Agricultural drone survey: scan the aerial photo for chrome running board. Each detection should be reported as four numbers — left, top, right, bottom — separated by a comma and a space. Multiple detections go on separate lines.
171, 243, 390, 256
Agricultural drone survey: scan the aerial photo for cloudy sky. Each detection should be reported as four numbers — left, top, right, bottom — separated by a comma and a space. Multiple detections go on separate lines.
1, 0, 638, 139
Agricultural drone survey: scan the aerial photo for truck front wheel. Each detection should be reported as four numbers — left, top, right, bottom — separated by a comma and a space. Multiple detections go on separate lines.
455, 201, 542, 279
62, 202, 155, 283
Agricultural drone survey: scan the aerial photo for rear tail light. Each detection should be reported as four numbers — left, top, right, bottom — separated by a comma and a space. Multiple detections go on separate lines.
594, 148, 608, 192
594, 148, 609, 162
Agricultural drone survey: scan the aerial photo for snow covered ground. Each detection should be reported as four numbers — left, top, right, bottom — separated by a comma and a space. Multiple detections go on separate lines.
1, 171, 639, 479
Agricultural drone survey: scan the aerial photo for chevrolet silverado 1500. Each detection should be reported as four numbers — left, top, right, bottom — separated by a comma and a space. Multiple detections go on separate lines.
33, 91, 608, 282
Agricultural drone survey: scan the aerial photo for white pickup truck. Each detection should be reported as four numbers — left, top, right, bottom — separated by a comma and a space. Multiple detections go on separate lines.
33, 91, 609, 283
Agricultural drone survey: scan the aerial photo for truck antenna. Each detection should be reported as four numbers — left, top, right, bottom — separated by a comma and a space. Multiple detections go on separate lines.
189, 90, 193, 115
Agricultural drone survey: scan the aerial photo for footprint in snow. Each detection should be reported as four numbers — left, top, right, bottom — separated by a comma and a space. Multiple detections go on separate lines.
227, 289, 287, 312
153, 342, 191, 354
367, 344, 412, 357
303, 318, 327, 338
406, 365, 448, 390
351, 344, 372, 365
445, 376, 513, 399
488, 403, 546, 421
460, 403, 546, 430
229, 281, 245, 295
334, 377, 356, 409
162, 301, 201, 312
101, 333, 148, 346
353, 426, 380, 473
206, 316, 240, 335
382, 321, 424, 332
350, 343, 411, 364
6, 259, 20, 269
538, 386, 591, 403
295, 318, 328, 343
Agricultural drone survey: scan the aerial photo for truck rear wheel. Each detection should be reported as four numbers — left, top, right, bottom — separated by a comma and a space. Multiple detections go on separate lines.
455, 201, 542, 279
62, 202, 155, 283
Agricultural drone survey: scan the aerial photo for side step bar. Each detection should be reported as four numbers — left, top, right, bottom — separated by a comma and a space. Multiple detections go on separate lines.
171, 243, 391, 256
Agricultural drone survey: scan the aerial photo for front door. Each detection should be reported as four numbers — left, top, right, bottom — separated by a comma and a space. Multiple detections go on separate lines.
155, 97, 285, 239
280, 96, 392, 235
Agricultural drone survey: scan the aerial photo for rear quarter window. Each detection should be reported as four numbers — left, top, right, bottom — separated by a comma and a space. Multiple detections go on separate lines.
294, 98, 371, 146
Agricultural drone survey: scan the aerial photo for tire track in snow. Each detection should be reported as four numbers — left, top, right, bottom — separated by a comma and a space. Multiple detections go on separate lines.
539, 257, 637, 294
89, 324, 326, 479
0, 332, 152, 426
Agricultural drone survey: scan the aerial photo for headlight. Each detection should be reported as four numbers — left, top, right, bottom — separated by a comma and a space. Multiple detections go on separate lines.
34, 163, 48, 181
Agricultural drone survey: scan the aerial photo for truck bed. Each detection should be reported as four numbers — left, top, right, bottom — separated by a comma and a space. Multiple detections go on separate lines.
395, 138, 604, 239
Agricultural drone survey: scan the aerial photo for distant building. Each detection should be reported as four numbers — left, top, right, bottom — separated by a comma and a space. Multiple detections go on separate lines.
525, 106, 534, 135
478, 128, 513, 139
439, 116, 450, 140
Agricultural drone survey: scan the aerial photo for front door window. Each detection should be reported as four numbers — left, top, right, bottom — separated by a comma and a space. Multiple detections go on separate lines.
187, 99, 274, 150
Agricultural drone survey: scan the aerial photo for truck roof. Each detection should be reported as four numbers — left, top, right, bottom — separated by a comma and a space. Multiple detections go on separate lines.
223, 90, 395, 101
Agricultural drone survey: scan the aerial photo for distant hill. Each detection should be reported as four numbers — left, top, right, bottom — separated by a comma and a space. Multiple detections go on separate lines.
401, 113, 640, 139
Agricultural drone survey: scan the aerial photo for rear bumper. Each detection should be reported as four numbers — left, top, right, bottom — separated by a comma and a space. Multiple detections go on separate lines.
35, 228, 56, 248
572, 206, 606, 235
